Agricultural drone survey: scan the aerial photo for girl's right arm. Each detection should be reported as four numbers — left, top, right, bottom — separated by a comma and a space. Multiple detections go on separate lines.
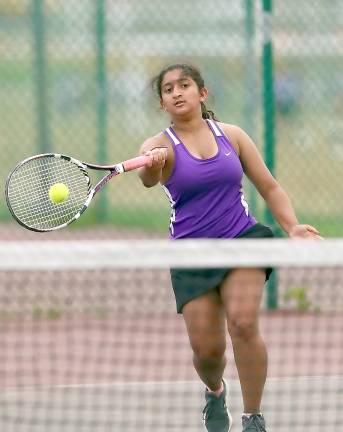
138, 136, 169, 188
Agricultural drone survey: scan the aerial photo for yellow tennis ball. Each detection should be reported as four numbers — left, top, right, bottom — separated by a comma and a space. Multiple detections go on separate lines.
48, 183, 69, 204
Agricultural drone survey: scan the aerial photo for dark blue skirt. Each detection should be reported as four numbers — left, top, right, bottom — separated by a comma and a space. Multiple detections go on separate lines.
170, 223, 275, 314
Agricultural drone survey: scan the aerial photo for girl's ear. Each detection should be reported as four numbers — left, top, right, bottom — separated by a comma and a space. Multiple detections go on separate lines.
160, 99, 167, 111
200, 87, 209, 102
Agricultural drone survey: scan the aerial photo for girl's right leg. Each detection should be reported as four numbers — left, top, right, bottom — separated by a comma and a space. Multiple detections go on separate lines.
182, 290, 232, 432
182, 289, 227, 393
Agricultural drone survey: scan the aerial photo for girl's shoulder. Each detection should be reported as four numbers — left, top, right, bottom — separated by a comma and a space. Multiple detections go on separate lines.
217, 121, 242, 136
139, 131, 172, 154
216, 122, 241, 155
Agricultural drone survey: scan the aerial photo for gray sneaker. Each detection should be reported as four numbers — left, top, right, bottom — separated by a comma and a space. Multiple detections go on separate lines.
202, 379, 232, 432
242, 414, 266, 431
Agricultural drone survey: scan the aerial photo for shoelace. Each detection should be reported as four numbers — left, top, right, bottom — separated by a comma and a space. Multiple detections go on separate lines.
243, 414, 266, 432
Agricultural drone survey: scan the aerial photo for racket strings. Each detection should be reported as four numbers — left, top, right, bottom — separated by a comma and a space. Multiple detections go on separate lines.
7, 157, 90, 230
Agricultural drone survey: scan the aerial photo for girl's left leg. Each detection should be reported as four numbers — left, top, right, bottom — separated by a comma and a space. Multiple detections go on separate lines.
219, 268, 267, 414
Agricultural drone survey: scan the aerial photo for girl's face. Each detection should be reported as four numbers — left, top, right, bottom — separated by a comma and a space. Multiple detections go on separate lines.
160, 69, 208, 118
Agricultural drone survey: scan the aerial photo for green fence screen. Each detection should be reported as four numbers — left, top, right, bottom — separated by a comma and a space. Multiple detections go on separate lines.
1, 0, 342, 236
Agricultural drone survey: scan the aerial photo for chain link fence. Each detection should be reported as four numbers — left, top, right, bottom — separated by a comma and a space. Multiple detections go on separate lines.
1, 0, 342, 238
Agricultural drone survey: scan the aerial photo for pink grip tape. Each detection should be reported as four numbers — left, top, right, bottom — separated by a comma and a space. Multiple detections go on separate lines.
122, 155, 149, 172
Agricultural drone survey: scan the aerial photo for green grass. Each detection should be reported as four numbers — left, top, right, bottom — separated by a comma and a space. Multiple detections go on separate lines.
297, 215, 343, 238
32, 306, 63, 320
0, 200, 170, 233
0, 204, 12, 221
3, 198, 343, 236
73, 204, 170, 232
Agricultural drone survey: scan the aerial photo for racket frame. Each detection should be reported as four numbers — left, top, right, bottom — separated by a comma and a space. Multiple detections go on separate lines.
5, 153, 148, 232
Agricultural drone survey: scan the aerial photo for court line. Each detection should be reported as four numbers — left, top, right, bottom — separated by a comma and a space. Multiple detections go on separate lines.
1, 375, 342, 396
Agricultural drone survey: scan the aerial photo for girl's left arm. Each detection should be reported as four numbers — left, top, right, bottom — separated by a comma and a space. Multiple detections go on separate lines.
226, 125, 322, 239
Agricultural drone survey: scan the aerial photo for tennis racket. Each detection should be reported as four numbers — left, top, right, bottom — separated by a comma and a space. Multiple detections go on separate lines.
5, 153, 149, 232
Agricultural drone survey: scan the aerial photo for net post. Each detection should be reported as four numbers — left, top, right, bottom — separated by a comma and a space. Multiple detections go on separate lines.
95, 0, 109, 221
244, 0, 258, 217
261, 0, 278, 309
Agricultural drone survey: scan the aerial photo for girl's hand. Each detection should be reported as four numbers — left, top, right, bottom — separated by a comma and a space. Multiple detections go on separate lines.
288, 224, 324, 240
145, 147, 168, 170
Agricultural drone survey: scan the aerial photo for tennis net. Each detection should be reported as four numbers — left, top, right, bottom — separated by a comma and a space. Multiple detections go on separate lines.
0, 238, 342, 431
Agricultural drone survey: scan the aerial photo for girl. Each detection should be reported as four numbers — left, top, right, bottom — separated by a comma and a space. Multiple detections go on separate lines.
138, 63, 321, 432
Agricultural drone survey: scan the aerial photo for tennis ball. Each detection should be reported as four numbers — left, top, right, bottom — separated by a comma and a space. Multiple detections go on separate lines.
48, 183, 69, 204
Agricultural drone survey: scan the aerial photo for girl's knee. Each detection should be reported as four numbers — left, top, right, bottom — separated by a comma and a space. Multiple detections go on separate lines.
227, 317, 259, 343
192, 342, 226, 363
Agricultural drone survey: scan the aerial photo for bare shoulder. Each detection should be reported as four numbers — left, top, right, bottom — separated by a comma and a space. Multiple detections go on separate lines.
139, 132, 171, 155
217, 122, 242, 154
218, 122, 245, 137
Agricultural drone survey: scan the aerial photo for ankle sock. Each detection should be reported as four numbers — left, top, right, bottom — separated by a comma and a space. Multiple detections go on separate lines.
243, 413, 262, 419
207, 381, 224, 397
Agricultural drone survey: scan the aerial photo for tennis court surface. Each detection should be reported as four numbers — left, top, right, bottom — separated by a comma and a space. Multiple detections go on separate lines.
0, 239, 342, 431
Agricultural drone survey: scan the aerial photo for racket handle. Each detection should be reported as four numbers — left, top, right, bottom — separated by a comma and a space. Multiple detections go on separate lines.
122, 155, 149, 172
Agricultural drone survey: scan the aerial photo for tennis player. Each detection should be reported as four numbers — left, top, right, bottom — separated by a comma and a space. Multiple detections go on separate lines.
138, 63, 321, 432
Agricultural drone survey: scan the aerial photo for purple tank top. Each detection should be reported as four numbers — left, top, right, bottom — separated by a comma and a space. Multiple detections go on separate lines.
162, 119, 256, 239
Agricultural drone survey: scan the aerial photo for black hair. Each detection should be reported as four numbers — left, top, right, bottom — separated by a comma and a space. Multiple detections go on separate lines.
151, 63, 219, 121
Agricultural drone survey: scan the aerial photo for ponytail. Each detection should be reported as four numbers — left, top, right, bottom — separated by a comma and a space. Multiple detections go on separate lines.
201, 102, 219, 121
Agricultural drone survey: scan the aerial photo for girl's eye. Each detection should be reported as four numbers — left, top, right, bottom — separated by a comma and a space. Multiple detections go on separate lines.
182, 83, 189, 88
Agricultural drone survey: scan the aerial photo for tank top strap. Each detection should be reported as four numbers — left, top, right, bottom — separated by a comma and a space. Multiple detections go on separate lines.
165, 121, 223, 143
164, 127, 181, 146
206, 119, 223, 137
164, 120, 234, 153
206, 119, 236, 153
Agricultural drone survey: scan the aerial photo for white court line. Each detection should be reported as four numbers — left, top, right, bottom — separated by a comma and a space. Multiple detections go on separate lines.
1, 380, 201, 394
1, 375, 342, 396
